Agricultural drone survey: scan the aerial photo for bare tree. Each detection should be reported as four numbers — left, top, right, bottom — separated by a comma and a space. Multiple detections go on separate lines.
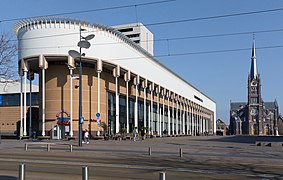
0, 33, 17, 82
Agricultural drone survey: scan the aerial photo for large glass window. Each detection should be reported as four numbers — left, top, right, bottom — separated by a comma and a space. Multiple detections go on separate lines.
0, 93, 39, 107
119, 95, 126, 132
108, 92, 115, 135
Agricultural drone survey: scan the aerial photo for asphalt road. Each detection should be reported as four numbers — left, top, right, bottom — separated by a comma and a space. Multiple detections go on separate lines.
0, 136, 283, 179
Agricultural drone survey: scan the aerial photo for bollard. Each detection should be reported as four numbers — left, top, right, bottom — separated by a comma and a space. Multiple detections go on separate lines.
159, 171, 166, 180
179, 148, 183, 158
148, 147, 151, 156
82, 166, 89, 180
47, 144, 51, 152
19, 163, 25, 180
24, 144, 28, 151
70, 144, 73, 152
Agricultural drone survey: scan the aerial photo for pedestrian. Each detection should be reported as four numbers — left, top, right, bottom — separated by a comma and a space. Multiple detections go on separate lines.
133, 127, 137, 141
141, 128, 145, 140
84, 129, 89, 144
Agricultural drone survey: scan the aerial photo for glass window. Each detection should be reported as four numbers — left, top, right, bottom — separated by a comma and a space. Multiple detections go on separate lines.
251, 87, 257, 94
0, 92, 39, 107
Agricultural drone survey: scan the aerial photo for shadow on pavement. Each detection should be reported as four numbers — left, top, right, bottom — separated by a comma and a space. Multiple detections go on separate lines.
203, 136, 283, 144
0, 176, 17, 180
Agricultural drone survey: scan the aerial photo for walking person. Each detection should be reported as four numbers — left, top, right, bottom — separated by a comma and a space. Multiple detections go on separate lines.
133, 127, 137, 141
84, 129, 89, 144
141, 128, 145, 140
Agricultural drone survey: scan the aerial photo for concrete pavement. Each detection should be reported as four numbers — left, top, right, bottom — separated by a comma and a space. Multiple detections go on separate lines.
0, 136, 283, 179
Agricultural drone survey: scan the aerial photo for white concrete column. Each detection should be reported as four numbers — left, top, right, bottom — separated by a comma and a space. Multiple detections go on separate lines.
196, 109, 198, 135
68, 56, 74, 137
113, 66, 120, 134
19, 61, 24, 138
28, 71, 33, 137
126, 80, 129, 134
200, 110, 202, 134
181, 102, 183, 135
197, 107, 200, 134
183, 103, 185, 134
176, 99, 179, 135
41, 68, 45, 136
162, 93, 165, 134
172, 95, 175, 135
115, 76, 119, 133
148, 104, 150, 134
150, 83, 154, 135
192, 106, 195, 136
39, 55, 47, 136
201, 111, 203, 134
167, 91, 171, 135
142, 80, 147, 131
157, 88, 160, 135
96, 59, 102, 136
188, 103, 192, 135
185, 102, 188, 135
134, 75, 139, 130
199, 109, 202, 134
124, 71, 130, 134
69, 68, 73, 137
23, 69, 28, 136
159, 107, 162, 136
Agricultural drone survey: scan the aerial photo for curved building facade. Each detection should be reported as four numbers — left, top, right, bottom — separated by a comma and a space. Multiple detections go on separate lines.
14, 17, 216, 138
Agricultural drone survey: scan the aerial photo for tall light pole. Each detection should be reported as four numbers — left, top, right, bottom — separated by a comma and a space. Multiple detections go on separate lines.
68, 27, 94, 146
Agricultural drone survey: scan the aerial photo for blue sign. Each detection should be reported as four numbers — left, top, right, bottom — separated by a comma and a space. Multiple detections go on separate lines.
96, 113, 100, 118
0, 95, 2, 106
80, 116, 84, 124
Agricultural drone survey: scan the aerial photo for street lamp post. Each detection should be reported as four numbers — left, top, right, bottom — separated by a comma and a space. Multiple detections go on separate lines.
68, 26, 94, 146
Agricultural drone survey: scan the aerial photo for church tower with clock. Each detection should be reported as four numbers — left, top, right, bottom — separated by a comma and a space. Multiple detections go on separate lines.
230, 39, 281, 136
247, 40, 263, 135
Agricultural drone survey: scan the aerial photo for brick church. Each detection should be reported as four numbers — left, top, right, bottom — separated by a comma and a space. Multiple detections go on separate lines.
230, 40, 282, 136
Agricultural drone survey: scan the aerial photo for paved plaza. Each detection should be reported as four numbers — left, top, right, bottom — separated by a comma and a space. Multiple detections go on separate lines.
0, 135, 283, 179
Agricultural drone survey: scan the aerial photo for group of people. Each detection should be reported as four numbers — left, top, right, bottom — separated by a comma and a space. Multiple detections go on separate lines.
133, 127, 145, 141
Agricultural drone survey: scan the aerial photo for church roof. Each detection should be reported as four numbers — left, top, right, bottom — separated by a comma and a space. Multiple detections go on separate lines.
264, 102, 278, 110
250, 39, 258, 80
230, 102, 247, 110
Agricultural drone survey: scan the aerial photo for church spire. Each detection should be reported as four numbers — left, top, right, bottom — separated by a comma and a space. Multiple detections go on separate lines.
250, 38, 257, 80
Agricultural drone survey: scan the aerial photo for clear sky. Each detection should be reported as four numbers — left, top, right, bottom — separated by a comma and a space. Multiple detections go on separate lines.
1, 0, 283, 124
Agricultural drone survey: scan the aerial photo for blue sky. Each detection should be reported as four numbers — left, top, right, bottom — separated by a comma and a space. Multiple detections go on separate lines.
1, 0, 283, 124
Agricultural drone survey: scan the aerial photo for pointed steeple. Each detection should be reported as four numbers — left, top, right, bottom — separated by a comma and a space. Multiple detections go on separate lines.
250, 38, 257, 80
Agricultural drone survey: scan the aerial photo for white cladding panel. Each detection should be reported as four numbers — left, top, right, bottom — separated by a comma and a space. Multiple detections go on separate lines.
0, 81, 39, 94
16, 22, 216, 116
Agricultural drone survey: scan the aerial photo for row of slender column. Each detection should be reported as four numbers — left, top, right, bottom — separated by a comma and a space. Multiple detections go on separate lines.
20, 55, 47, 137
19, 56, 212, 138
113, 68, 212, 135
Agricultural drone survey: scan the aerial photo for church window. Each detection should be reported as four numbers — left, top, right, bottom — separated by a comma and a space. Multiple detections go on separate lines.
251, 98, 258, 104
251, 87, 257, 94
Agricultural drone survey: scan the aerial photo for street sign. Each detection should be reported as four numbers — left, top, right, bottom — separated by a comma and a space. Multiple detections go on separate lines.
80, 116, 84, 124
96, 113, 100, 118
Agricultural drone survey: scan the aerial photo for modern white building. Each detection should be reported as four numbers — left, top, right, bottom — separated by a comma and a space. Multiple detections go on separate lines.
10, 17, 216, 138
113, 23, 154, 55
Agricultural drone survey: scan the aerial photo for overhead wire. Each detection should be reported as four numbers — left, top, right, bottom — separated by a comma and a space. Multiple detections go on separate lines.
145, 7, 283, 26
7, 27, 283, 46
2, 2, 283, 61
0, 0, 175, 23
